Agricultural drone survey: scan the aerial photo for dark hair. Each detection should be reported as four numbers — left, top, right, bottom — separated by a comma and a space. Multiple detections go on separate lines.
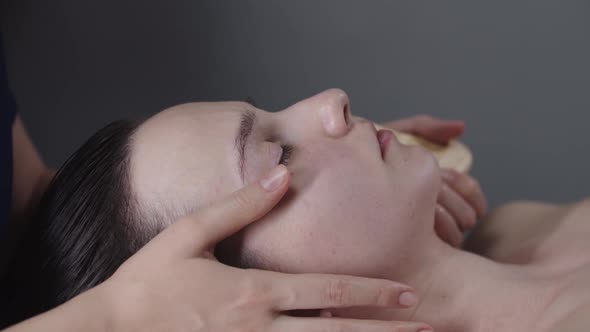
1, 120, 161, 327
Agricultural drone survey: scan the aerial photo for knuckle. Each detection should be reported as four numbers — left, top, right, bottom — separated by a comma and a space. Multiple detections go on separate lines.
465, 180, 478, 194
447, 168, 460, 177
463, 208, 477, 226
443, 172, 460, 189
234, 273, 275, 309
325, 279, 351, 306
278, 286, 297, 309
272, 275, 297, 309
165, 216, 205, 245
232, 190, 256, 210
469, 207, 477, 220
443, 183, 454, 196
375, 285, 396, 306
462, 177, 480, 195
447, 170, 461, 185
452, 231, 463, 247
438, 211, 453, 228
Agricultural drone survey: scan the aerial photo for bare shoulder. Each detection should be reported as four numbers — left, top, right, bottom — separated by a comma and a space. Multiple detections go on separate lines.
464, 199, 576, 262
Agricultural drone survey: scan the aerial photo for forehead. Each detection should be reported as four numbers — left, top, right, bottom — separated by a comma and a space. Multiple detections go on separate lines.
129, 102, 248, 220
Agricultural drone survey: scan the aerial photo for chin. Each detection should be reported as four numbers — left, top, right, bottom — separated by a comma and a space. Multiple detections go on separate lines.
407, 149, 442, 205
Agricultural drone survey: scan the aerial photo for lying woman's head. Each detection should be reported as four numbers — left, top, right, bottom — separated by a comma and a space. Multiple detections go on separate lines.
2, 89, 441, 323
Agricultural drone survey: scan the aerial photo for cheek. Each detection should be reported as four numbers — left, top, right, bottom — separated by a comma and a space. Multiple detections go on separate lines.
242, 157, 414, 275
284, 169, 416, 275
240, 145, 440, 277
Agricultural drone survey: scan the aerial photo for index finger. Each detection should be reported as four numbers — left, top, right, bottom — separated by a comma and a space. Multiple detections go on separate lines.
273, 273, 418, 311
441, 169, 488, 218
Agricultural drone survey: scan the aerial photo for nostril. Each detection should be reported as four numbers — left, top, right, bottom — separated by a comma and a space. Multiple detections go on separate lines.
318, 89, 352, 137
343, 103, 351, 126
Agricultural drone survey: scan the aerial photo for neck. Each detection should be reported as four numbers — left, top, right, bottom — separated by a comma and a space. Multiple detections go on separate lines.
335, 236, 556, 332
398, 240, 544, 332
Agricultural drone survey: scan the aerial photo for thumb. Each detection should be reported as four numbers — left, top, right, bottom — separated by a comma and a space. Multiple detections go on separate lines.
149, 165, 290, 259
413, 119, 465, 144
382, 116, 465, 144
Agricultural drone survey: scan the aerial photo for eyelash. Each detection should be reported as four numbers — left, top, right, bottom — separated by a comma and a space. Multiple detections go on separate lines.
279, 144, 293, 166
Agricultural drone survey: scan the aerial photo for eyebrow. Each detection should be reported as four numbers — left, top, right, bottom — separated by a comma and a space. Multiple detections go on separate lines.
235, 109, 256, 182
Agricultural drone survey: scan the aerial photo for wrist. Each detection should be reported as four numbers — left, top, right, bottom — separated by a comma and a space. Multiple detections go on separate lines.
69, 283, 120, 332
92, 278, 149, 332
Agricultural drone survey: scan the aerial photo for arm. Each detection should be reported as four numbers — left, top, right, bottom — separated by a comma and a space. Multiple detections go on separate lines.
1, 117, 55, 270
10, 116, 55, 224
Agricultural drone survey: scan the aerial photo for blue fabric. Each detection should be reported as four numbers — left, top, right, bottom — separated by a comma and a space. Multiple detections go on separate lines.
1, 35, 16, 239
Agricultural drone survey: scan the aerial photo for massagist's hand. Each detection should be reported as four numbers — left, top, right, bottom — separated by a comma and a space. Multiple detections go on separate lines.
381, 115, 488, 247
98, 165, 433, 332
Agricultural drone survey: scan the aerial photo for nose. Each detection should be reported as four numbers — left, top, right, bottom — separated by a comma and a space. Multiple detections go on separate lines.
316, 88, 352, 137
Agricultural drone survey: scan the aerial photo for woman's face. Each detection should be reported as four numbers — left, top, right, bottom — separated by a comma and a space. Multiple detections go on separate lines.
130, 89, 441, 278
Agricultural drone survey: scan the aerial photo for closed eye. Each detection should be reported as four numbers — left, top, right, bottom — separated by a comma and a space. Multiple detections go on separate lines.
279, 144, 293, 166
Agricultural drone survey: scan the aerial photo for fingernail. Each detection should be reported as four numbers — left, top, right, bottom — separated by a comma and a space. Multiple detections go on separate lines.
260, 165, 288, 191
418, 327, 434, 332
398, 291, 418, 307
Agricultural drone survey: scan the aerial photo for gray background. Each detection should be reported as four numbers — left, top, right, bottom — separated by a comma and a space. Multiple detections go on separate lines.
2, 1, 589, 209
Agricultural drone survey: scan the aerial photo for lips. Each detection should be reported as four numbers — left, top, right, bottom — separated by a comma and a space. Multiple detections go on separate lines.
377, 129, 394, 159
